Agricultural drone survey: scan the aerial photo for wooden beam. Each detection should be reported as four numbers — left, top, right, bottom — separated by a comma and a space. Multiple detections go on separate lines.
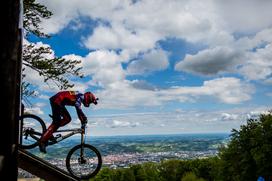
18, 149, 78, 181
0, 0, 22, 180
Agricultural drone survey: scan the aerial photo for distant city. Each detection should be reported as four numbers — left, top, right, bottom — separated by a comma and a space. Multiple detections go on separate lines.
19, 133, 230, 178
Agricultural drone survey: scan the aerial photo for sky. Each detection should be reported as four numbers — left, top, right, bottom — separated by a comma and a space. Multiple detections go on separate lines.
24, 0, 272, 136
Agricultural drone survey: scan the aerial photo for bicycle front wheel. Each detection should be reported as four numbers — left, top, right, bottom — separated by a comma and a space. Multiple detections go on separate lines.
66, 144, 102, 179
19, 114, 46, 149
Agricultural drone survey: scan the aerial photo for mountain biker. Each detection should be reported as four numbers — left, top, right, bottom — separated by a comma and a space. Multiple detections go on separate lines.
39, 91, 98, 153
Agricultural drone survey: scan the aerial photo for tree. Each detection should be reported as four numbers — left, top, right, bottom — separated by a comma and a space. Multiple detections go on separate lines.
92, 168, 113, 181
181, 172, 205, 181
120, 168, 136, 181
218, 111, 272, 180
22, 0, 83, 98
158, 160, 188, 181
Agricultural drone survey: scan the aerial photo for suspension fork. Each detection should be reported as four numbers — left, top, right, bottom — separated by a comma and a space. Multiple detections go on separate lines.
80, 125, 85, 158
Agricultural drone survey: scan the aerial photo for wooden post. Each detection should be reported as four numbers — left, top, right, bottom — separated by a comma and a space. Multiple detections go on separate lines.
0, 0, 22, 180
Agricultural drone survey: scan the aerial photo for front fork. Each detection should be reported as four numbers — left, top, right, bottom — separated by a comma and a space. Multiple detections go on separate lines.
79, 125, 86, 164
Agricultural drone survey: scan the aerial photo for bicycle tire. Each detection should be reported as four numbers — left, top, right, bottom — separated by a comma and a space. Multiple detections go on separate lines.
66, 144, 102, 179
19, 114, 46, 149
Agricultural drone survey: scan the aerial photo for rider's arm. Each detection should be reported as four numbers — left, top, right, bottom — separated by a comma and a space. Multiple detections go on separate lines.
75, 95, 87, 123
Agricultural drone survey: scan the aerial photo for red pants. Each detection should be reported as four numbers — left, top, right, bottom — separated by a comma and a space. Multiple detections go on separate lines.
40, 102, 71, 143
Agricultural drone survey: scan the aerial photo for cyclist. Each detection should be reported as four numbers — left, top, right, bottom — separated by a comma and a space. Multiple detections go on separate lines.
39, 91, 98, 153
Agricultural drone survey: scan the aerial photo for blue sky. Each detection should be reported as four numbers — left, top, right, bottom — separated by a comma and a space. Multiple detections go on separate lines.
24, 0, 272, 136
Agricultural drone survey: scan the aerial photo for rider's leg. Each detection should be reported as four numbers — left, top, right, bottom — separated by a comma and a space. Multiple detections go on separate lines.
59, 107, 71, 126
39, 102, 62, 153
40, 106, 71, 143
39, 106, 71, 153
39, 124, 57, 153
40, 124, 58, 143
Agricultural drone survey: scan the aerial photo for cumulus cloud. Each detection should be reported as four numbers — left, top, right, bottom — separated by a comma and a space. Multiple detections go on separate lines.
175, 27, 272, 83
239, 43, 272, 81
30, 0, 270, 113
213, 0, 272, 33
130, 80, 157, 91
37, 0, 272, 81
158, 77, 254, 104
94, 77, 254, 109
126, 49, 169, 75
83, 23, 159, 55
38, 0, 272, 49
175, 47, 243, 76
82, 50, 126, 88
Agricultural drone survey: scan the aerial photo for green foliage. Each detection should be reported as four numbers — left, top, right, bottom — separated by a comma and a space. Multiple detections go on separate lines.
158, 160, 187, 181
23, 0, 52, 38
92, 168, 113, 181
121, 168, 136, 181
219, 111, 272, 180
22, 44, 82, 89
181, 172, 205, 181
93, 158, 217, 181
130, 162, 160, 181
22, 0, 83, 98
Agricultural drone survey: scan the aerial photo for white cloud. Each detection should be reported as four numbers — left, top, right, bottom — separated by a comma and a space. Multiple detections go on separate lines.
24, 105, 45, 115
126, 48, 169, 75
220, 113, 239, 121
83, 23, 159, 54
94, 77, 254, 109
175, 47, 243, 76
62, 54, 83, 62
82, 50, 126, 88
29, 1, 268, 108
39, 0, 272, 47
38, 0, 81, 34
158, 77, 254, 104
175, 27, 272, 83
37, 0, 272, 84
108, 120, 140, 128
239, 43, 272, 81
213, 0, 272, 33
38, 94, 50, 100
85, 106, 271, 135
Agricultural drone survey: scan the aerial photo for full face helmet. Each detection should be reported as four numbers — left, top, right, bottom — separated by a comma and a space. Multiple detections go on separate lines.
83, 92, 97, 107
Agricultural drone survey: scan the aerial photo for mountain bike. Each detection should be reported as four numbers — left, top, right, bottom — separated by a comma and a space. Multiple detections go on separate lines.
19, 113, 102, 180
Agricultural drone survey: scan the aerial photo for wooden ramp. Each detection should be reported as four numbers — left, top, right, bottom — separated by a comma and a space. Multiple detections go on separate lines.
18, 148, 78, 181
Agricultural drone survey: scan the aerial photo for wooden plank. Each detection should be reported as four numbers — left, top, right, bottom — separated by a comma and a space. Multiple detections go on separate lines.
18, 149, 78, 181
0, 0, 22, 180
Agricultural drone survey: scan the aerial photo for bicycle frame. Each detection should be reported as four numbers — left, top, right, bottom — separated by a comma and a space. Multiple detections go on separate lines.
20, 113, 102, 179
47, 126, 85, 146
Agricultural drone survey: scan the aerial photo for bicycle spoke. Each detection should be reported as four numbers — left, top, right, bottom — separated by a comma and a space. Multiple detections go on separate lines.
69, 149, 99, 176
20, 114, 46, 149
66, 144, 102, 179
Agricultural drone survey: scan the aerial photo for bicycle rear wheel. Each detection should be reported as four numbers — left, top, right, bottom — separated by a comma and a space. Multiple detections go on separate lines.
66, 144, 102, 179
19, 114, 46, 149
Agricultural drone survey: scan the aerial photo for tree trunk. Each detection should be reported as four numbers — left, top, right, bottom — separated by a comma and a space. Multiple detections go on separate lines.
0, 0, 22, 180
